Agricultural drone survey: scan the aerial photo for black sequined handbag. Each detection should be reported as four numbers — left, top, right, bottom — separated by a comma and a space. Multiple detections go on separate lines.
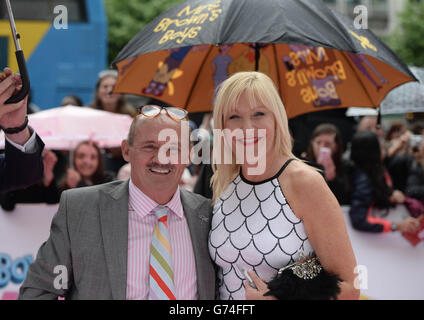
264, 254, 342, 300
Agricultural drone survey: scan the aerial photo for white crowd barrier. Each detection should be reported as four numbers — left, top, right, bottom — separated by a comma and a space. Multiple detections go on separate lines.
0, 204, 423, 299
341, 206, 424, 300
0, 204, 58, 300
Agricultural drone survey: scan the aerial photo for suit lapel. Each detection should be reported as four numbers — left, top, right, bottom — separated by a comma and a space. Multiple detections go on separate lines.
99, 180, 129, 300
180, 189, 213, 299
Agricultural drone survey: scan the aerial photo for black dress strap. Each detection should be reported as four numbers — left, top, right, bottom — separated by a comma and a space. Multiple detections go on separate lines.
240, 158, 296, 185
277, 158, 296, 176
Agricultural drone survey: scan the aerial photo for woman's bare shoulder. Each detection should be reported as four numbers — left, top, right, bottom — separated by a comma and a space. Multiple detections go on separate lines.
278, 160, 333, 219
281, 160, 324, 187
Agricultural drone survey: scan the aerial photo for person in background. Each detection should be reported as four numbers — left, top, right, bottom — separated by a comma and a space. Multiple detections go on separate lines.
384, 122, 409, 158
357, 116, 383, 138
117, 163, 131, 181
0, 67, 44, 192
61, 95, 83, 107
1, 141, 114, 211
193, 113, 214, 199
343, 115, 384, 166
306, 124, 352, 205
384, 124, 413, 193
349, 131, 420, 234
88, 70, 136, 117
405, 136, 424, 201
60, 140, 114, 190
0, 149, 61, 211
88, 70, 136, 174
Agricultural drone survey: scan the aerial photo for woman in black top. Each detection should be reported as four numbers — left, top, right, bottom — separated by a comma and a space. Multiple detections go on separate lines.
349, 131, 420, 234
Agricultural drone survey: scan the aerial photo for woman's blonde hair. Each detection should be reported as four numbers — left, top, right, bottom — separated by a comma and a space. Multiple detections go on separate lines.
211, 71, 297, 201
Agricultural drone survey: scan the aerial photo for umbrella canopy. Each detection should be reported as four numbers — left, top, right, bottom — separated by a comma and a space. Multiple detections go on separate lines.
0, 106, 133, 150
380, 66, 424, 115
112, 0, 417, 119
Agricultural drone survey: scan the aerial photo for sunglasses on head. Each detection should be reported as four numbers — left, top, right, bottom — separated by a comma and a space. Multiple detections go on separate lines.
136, 105, 188, 121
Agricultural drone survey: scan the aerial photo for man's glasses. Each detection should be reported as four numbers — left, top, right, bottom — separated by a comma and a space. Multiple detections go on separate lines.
136, 105, 188, 121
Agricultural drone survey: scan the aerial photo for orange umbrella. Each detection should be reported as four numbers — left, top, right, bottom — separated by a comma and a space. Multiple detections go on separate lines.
113, 0, 417, 119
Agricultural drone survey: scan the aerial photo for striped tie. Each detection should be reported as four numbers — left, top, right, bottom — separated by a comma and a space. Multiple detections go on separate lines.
149, 206, 176, 300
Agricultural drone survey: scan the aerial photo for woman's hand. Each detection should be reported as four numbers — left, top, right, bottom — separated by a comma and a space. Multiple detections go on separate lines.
42, 150, 58, 186
390, 190, 406, 204
244, 270, 277, 300
322, 157, 336, 181
65, 168, 81, 189
317, 151, 336, 181
397, 217, 421, 233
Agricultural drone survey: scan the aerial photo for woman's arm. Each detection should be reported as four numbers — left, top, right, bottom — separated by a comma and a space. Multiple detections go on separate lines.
349, 169, 392, 233
281, 161, 360, 300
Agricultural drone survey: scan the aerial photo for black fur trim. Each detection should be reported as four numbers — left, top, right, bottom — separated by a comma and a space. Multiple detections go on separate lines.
264, 268, 342, 300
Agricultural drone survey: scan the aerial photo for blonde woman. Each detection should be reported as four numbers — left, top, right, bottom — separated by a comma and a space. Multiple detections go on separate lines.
208, 72, 359, 300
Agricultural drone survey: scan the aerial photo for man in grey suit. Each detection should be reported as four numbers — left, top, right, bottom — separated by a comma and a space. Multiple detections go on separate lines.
19, 106, 215, 300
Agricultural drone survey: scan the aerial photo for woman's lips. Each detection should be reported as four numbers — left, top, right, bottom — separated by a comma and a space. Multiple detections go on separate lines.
237, 137, 261, 146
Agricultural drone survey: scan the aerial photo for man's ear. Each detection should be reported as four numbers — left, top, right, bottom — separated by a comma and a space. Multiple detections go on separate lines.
121, 140, 130, 162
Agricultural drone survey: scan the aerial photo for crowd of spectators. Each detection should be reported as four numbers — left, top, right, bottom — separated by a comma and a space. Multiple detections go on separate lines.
1, 73, 423, 236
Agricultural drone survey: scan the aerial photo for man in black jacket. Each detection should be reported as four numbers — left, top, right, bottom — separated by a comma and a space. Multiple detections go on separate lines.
0, 67, 44, 192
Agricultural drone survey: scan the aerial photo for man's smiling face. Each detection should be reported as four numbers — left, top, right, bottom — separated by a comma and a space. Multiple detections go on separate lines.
122, 113, 187, 195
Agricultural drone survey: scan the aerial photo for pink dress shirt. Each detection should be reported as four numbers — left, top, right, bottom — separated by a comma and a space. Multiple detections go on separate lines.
126, 180, 198, 300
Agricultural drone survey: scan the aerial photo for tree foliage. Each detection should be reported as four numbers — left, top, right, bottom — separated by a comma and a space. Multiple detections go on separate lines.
105, 0, 185, 66
388, 0, 424, 67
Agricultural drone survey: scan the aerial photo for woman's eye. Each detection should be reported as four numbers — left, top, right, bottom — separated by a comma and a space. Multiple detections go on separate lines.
229, 114, 239, 120
254, 112, 265, 117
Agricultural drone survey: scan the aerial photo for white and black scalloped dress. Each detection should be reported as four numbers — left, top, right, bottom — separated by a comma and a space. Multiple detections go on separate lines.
208, 159, 314, 300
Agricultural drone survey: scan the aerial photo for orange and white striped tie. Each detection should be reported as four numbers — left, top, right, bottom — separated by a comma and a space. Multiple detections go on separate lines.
148, 206, 176, 300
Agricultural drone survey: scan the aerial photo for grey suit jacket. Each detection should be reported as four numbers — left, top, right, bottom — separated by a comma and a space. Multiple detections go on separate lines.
19, 180, 215, 300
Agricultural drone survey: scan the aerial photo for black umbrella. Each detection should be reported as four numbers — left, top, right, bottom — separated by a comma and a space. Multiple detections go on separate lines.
113, 0, 417, 118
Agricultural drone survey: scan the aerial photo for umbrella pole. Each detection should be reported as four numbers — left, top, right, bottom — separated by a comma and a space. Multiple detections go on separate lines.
4, 0, 30, 104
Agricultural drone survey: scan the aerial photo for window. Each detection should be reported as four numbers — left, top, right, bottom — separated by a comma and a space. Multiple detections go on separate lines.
0, 0, 87, 22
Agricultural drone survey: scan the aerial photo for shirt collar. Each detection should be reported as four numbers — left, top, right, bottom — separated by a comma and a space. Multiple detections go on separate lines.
128, 179, 184, 219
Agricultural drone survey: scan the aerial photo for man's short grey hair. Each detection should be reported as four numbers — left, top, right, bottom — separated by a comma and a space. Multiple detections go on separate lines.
127, 116, 142, 146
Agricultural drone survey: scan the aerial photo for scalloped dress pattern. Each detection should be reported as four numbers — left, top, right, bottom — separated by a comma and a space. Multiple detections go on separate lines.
208, 174, 314, 300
